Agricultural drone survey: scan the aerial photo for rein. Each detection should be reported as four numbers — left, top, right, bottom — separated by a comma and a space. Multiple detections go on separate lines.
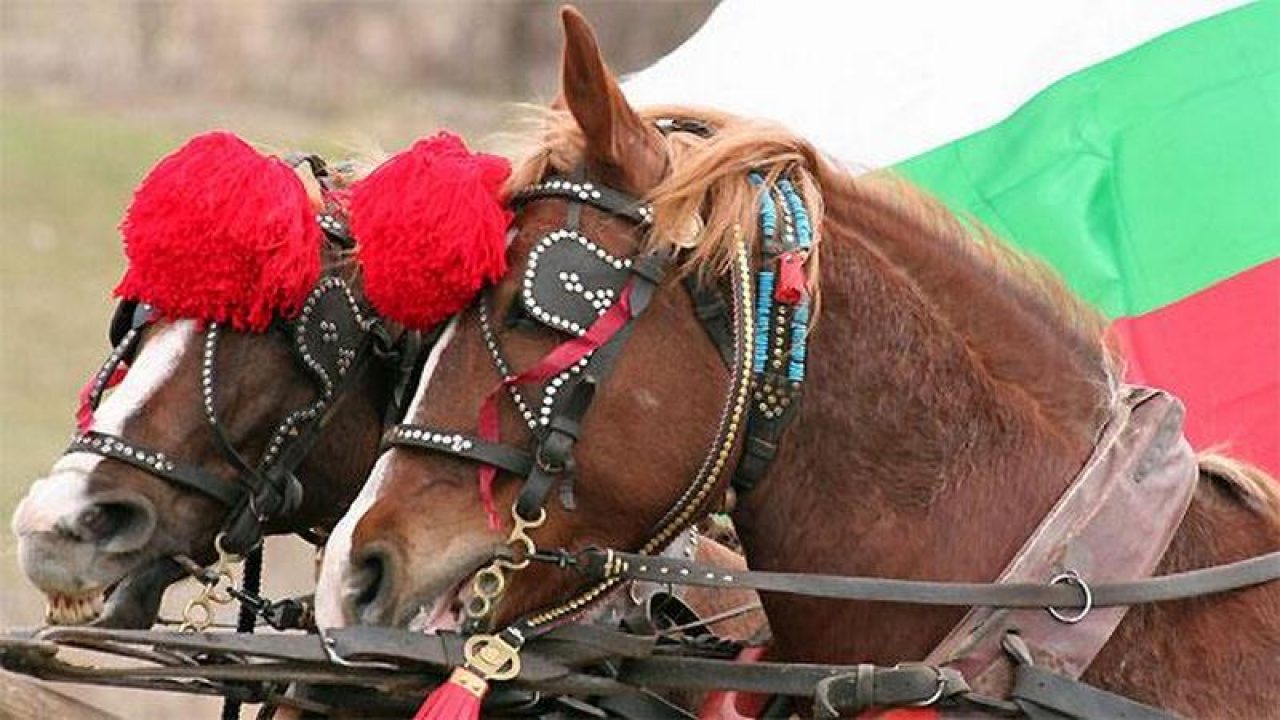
540, 546, 1280, 613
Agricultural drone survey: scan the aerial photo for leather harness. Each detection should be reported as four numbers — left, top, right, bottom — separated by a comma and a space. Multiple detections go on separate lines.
68, 158, 425, 559
40, 128, 1280, 719
374, 122, 1280, 717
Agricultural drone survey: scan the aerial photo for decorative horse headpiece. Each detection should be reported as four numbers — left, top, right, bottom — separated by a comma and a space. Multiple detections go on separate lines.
116, 130, 511, 333
75, 129, 511, 556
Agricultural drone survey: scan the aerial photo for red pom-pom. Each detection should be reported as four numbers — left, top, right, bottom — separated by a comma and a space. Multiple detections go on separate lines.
115, 132, 322, 332
351, 132, 511, 330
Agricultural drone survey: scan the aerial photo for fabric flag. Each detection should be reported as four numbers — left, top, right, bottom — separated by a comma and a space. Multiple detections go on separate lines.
626, 0, 1278, 476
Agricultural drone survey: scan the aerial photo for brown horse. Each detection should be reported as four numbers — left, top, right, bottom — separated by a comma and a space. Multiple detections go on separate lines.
8, 156, 412, 629
319, 8, 1280, 717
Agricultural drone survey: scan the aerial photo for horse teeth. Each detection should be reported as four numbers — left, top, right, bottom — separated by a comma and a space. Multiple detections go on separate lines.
44, 591, 104, 625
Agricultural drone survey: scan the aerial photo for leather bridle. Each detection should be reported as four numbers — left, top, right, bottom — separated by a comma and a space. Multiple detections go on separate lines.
378, 123, 808, 670
69, 186, 424, 559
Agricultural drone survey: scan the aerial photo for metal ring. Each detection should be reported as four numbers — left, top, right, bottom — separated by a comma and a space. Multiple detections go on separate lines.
1047, 570, 1093, 624
905, 665, 948, 707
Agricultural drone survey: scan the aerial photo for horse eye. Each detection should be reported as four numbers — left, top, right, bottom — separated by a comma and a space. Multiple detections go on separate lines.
503, 295, 536, 330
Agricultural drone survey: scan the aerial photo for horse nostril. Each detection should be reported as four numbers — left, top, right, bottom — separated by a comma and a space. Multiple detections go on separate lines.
348, 547, 395, 623
78, 505, 114, 539
62, 499, 157, 552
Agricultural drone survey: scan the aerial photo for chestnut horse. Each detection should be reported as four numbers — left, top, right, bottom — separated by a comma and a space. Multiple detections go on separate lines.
9, 159, 413, 629
318, 8, 1280, 717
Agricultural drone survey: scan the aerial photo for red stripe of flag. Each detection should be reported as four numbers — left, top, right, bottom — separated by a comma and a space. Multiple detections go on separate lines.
1110, 259, 1279, 476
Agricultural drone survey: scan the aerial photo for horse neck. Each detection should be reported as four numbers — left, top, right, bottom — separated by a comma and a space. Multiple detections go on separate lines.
264, 369, 389, 537
732, 176, 1116, 663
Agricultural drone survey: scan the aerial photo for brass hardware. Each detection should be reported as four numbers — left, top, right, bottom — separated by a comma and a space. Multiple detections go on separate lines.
179, 532, 239, 632
464, 634, 522, 681
464, 504, 548, 625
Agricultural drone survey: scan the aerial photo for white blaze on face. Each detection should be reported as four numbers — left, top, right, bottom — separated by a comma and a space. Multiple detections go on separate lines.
12, 321, 197, 537
315, 317, 459, 628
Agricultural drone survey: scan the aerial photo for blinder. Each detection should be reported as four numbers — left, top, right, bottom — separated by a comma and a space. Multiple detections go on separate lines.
521, 229, 631, 337
288, 275, 371, 397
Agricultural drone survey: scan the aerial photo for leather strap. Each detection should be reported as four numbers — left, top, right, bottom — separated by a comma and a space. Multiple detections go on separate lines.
596, 692, 695, 719
516, 377, 595, 518
68, 431, 242, 508
1011, 665, 1176, 720
567, 547, 1280, 610
927, 387, 1199, 693
813, 664, 970, 718
511, 176, 654, 226
684, 274, 734, 368
383, 425, 533, 478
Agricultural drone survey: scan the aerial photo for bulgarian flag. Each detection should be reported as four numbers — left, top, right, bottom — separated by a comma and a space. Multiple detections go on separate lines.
628, 1, 1278, 476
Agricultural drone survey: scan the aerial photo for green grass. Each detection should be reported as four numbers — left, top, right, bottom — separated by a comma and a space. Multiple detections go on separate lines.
0, 102, 184, 523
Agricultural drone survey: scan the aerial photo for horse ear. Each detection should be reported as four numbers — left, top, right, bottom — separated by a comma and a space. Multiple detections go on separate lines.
559, 5, 666, 194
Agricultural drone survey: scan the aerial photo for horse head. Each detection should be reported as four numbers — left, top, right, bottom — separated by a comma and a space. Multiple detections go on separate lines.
12, 131, 508, 629
316, 8, 783, 632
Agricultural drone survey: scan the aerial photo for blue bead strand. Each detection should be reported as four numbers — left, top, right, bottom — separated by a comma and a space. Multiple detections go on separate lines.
788, 300, 810, 382
749, 172, 777, 242
753, 271, 775, 374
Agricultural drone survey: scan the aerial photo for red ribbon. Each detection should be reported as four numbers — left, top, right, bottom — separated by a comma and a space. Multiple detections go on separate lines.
476, 283, 635, 530
76, 364, 129, 433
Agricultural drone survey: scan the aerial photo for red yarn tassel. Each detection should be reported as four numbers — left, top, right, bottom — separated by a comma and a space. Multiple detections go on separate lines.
413, 668, 487, 720
116, 131, 322, 332
351, 132, 511, 331
774, 250, 808, 304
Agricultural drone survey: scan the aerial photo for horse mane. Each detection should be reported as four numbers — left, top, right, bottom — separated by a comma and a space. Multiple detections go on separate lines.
505, 104, 1110, 358
505, 105, 825, 283
1198, 452, 1280, 523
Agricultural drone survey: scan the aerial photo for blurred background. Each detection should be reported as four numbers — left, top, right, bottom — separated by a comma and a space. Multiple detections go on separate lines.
0, 2, 714, 717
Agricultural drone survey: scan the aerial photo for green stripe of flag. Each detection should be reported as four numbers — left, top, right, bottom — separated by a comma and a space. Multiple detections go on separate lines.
897, 2, 1280, 319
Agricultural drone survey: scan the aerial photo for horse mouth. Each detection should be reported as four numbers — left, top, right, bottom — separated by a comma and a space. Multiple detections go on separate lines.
45, 588, 108, 625
413, 566, 485, 633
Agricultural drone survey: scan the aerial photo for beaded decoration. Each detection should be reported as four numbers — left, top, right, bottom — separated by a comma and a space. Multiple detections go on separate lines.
747, 172, 813, 420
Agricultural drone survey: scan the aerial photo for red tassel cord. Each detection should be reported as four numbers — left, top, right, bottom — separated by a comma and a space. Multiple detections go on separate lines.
414, 667, 487, 720
76, 365, 129, 433
774, 250, 808, 305
475, 285, 635, 530
351, 132, 512, 332
116, 131, 322, 332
